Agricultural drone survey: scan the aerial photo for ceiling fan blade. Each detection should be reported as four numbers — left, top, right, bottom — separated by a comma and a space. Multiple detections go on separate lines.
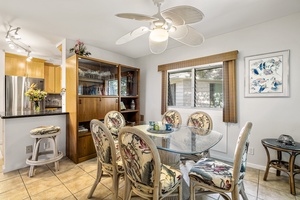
116, 26, 149, 45
149, 38, 168, 54
168, 25, 189, 39
169, 25, 204, 46
116, 13, 158, 21
162, 6, 204, 26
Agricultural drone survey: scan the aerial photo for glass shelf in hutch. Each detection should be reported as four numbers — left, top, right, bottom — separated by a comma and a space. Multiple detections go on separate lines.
78, 58, 118, 96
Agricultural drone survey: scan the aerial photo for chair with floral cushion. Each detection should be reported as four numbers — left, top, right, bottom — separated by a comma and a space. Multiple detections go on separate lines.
104, 110, 126, 137
161, 110, 182, 130
181, 111, 213, 163
189, 122, 253, 200
118, 127, 183, 200
88, 119, 124, 199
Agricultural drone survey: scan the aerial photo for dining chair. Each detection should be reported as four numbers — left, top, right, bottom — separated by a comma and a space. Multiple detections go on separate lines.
161, 109, 182, 130
104, 110, 126, 137
88, 119, 124, 199
189, 122, 253, 200
181, 111, 213, 163
118, 127, 183, 200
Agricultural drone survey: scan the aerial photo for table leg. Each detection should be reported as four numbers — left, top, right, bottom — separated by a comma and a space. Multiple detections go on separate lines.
289, 153, 297, 195
276, 150, 282, 176
262, 144, 271, 181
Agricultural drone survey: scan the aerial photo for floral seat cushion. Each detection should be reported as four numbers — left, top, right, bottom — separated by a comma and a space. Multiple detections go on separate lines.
30, 126, 60, 135
162, 110, 182, 129
120, 131, 182, 194
160, 164, 182, 194
105, 112, 126, 135
91, 124, 124, 172
102, 141, 124, 172
187, 112, 212, 130
189, 158, 245, 190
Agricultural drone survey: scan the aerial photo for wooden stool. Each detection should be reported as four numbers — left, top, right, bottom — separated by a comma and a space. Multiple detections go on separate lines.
26, 126, 63, 177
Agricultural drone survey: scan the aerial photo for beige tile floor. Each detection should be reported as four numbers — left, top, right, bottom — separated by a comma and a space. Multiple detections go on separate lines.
0, 156, 299, 200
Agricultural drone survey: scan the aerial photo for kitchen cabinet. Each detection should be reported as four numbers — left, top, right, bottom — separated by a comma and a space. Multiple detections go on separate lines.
44, 63, 61, 93
5, 53, 45, 78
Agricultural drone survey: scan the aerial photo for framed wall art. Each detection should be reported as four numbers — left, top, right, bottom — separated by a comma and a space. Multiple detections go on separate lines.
244, 50, 290, 97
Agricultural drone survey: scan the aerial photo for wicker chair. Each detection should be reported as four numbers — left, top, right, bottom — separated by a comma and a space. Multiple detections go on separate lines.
88, 119, 124, 199
189, 122, 253, 200
104, 110, 126, 137
181, 111, 213, 163
161, 110, 182, 130
119, 127, 183, 200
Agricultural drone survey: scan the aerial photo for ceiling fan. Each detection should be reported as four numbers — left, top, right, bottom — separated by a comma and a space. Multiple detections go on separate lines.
115, 0, 205, 54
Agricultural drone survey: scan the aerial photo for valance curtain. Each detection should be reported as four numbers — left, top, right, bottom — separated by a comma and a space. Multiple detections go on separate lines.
158, 50, 238, 123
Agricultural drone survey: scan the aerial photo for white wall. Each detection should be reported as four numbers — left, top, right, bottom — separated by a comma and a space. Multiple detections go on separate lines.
0, 51, 5, 145
136, 12, 300, 170
66, 39, 137, 67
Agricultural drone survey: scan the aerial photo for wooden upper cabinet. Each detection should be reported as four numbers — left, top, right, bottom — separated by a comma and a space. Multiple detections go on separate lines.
28, 61, 44, 78
5, 54, 26, 76
44, 63, 62, 93
5, 53, 45, 78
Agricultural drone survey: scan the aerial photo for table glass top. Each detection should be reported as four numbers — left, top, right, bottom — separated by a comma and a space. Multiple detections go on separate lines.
134, 125, 223, 154
262, 138, 300, 151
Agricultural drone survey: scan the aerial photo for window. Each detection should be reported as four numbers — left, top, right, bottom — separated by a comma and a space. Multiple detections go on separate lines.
158, 50, 238, 123
168, 70, 192, 107
168, 63, 223, 108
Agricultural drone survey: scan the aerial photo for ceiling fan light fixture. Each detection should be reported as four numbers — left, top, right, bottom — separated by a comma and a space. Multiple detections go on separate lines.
150, 28, 169, 42
149, 38, 168, 54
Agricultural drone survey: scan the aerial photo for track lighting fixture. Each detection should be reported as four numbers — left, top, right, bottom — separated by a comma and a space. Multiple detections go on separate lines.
6, 25, 32, 60
26, 52, 32, 61
6, 25, 21, 40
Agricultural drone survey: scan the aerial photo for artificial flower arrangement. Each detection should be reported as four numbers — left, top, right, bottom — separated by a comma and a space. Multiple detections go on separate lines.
69, 39, 91, 57
25, 83, 47, 102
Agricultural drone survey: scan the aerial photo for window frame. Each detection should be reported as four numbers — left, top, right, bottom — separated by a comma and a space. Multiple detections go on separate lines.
158, 50, 238, 123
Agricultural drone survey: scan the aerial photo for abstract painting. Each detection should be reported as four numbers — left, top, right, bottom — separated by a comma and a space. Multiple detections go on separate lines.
244, 50, 289, 97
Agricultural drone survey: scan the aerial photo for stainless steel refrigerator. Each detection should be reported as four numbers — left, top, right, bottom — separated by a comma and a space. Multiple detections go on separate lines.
5, 75, 45, 113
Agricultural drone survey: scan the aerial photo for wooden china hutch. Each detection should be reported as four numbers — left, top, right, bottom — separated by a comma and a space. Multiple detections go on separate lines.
66, 55, 140, 163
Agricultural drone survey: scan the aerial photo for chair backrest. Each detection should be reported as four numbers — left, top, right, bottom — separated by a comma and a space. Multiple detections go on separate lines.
186, 111, 213, 130
162, 110, 182, 129
90, 119, 120, 169
232, 122, 253, 184
118, 127, 161, 195
104, 111, 126, 135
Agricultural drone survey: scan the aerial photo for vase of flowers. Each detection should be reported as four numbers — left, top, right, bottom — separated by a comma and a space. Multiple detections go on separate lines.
69, 39, 91, 57
25, 83, 47, 112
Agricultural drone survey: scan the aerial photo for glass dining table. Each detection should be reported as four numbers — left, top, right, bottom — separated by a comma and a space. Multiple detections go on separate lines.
134, 125, 223, 155
133, 125, 223, 200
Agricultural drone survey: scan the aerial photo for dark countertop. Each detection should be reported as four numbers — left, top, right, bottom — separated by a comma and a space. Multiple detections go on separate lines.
0, 110, 69, 119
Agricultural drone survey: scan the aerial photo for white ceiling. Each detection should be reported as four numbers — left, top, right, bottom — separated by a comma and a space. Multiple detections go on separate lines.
1, 0, 300, 62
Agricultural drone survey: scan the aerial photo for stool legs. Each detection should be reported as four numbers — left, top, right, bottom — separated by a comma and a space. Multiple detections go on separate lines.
50, 136, 60, 172
29, 138, 42, 177
27, 133, 63, 177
